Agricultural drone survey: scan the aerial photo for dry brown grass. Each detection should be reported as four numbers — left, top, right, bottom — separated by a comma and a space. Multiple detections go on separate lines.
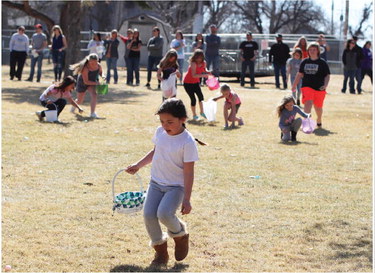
1, 63, 373, 272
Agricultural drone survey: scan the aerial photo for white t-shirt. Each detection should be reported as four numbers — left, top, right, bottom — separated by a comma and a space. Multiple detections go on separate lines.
151, 126, 199, 186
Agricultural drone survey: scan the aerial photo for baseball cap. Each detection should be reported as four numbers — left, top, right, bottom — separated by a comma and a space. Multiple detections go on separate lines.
276, 33, 283, 38
247, 31, 252, 36
35, 24, 43, 29
210, 24, 217, 28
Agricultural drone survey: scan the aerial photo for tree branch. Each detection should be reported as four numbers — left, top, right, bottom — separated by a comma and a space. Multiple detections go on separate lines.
2, 0, 55, 31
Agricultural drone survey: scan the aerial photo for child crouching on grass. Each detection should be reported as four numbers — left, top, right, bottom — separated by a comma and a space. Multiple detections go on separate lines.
277, 94, 310, 142
36, 76, 83, 122
213, 84, 244, 129
125, 98, 205, 268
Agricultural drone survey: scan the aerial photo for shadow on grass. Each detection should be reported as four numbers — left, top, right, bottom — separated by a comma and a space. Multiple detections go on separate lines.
74, 114, 106, 122
186, 119, 219, 127
2, 87, 147, 106
110, 262, 189, 272
37, 120, 72, 127
279, 140, 318, 146
313, 127, 336, 136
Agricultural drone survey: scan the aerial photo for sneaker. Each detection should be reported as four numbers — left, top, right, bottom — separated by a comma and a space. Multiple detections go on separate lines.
200, 113, 207, 119
35, 111, 43, 121
70, 106, 76, 113
90, 112, 99, 118
238, 117, 244, 126
193, 115, 199, 120
135, 82, 140, 86
26, 78, 32, 82
145, 83, 150, 87
223, 125, 229, 130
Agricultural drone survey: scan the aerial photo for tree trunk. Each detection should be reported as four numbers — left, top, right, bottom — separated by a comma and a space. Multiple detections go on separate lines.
60, 1, 82, 77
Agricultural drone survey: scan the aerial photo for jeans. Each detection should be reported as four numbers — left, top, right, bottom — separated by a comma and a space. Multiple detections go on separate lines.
206, 54, 220, 77
106, 57, 118, 83
51, 50, 65, 81
147, 56, 162, 83
355, 68, 362, 93
177, 58, 184, 82
241, 60, 255, 86
127, 57, 140, 84
40, 99, 66, 117
9, 51, 27, 80
143, 181, 185, 245
29, 52, 44, 81
273, 63, 287, 88
290, 74, 302, 101
342, 69, 357, 93
281, 118, 302, 141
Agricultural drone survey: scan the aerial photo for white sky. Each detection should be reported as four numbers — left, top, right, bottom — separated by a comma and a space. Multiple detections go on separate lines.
313, 0, 374, 42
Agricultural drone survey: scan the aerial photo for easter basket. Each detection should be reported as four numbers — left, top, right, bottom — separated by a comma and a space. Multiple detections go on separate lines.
111, 169, 146, 215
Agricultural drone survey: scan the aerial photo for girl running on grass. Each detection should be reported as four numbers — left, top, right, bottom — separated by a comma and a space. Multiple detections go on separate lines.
157, 49, 181, 100
277, 94, 310, 142
36, 76, 83, 122
213, 84, 244, 129
183, 49, 211, 120
125, 98, 205, 268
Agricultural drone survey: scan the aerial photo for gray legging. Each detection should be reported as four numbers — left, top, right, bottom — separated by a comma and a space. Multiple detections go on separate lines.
281, 118, 302, 141
143, 181, 186, 246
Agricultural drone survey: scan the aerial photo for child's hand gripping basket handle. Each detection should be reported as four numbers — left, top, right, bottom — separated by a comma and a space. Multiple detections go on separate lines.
111, 169, 145, 215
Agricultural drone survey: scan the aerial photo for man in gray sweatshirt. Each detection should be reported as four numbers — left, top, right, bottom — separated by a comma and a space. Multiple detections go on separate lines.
146, 27, 164, 88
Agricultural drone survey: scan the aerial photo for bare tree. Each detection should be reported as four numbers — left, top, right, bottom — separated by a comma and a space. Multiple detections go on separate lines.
349, 1, 373, 38
147, 1, 199, 33
203, 0, 235, 32
232, 0, 329, 34
233, 1, 264, 33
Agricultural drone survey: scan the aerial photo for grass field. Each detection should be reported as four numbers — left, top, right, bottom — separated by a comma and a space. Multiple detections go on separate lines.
1, 63, 373, 272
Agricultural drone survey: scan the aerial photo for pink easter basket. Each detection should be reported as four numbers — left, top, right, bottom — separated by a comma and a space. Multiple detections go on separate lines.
301, 118, 317, 134
206, 76, 220, 90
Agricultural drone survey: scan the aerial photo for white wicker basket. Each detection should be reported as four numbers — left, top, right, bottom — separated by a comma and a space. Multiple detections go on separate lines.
111, 169, 146, 214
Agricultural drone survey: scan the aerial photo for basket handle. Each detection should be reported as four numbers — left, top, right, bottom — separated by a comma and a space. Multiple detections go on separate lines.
111, 169, 143, 202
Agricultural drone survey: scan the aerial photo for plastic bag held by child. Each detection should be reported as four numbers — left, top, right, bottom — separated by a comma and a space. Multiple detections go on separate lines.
161, 73, 177, 98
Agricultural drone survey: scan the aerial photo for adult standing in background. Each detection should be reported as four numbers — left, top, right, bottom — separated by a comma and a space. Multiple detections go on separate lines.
104, 29, 120, 84
205, 24, 221, 78
145, 26, 164, 89
317, 34, 330, 61
87, 32, 105, 62
170, 30, 186, 84
119, 29, 134, 85
192, 33, 206, 52
51, 25, 67, 82
239, 31, 258, 88
361, 41, 373, 84
26, 24, 47, 82
341, 39, 359, 94
9, 26, 29, 81
352, 36, 364, 94
269, 34, 290, 89
126, 29, 142, 86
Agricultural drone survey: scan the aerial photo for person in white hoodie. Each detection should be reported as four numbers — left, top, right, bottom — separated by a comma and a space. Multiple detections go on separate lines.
9, 26, 29, 81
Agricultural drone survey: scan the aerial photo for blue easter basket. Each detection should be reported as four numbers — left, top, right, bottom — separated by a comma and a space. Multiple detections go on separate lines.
111, 169, 146, 215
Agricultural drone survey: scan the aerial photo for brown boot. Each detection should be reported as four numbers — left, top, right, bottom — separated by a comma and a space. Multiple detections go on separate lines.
173, 234, 189, 261
151, 241, 169, 266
